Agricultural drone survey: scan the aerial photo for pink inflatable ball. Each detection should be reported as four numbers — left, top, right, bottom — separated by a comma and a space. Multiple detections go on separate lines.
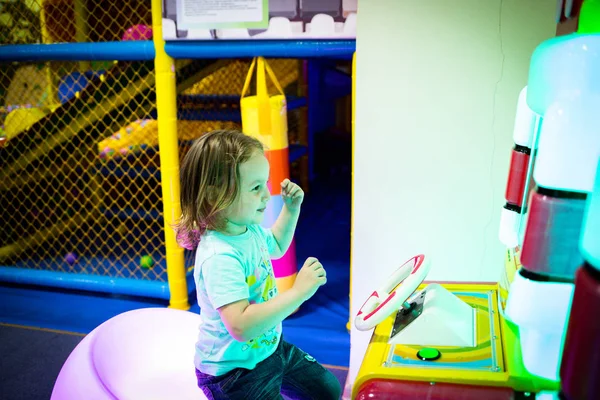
122, 25, 153, 41
65, 252, 77, 265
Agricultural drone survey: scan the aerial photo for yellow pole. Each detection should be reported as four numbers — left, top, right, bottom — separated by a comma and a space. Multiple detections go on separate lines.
151, 0, 189, 310
348, 52, 356, 331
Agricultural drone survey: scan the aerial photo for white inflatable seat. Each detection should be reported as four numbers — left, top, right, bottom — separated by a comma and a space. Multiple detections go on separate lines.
51, 308, 205, 400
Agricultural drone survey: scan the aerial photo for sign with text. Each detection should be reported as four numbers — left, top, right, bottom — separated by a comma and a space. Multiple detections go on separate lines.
175, 0, 269, 30
162, 0, 358, 41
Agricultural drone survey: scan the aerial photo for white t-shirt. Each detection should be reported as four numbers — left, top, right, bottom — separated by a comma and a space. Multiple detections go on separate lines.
193, 224, 281, 376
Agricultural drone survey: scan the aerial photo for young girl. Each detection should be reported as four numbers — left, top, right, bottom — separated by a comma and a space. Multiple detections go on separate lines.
176, 130, 341, 400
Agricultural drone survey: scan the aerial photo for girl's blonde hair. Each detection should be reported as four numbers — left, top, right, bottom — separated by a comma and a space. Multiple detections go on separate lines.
175, 129, 264, 249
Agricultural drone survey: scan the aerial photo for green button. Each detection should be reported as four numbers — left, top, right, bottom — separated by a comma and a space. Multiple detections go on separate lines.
417, 348, 441, 361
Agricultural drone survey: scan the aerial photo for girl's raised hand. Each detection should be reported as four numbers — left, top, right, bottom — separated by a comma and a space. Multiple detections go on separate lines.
281, 179, 304, 212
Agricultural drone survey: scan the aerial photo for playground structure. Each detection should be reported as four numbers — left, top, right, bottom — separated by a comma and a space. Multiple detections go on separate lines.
7, 2, 599, 399
351, 11, 600, 400
0, 0, 355, 308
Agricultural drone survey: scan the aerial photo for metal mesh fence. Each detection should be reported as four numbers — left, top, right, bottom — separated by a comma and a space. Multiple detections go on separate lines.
0, 0, 153, 45
0, 0, 306, 288
0, 55, 304, 283
0, 59, 164, 280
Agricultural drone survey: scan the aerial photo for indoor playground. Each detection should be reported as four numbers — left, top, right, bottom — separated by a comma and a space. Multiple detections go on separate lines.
1, 1, 599, 400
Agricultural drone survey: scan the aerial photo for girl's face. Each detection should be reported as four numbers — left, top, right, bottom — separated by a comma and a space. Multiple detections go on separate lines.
222, 150, 271, 235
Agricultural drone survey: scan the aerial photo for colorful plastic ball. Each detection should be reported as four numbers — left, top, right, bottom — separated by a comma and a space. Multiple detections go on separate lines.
140, 255, 154, 269
65, 252, 77, 265
122, 25, 153, 41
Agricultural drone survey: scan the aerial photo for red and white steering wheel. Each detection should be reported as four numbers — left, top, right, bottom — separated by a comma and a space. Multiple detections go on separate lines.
354, 254, 431, 331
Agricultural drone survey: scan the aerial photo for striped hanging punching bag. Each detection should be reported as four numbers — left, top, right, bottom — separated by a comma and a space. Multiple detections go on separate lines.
240, 57, 298, 295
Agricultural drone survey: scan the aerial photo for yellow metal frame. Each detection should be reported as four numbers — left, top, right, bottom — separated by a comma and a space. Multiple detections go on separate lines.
348, 52, 356, 331
352, 282, 559, 399
151, 0, 189, 310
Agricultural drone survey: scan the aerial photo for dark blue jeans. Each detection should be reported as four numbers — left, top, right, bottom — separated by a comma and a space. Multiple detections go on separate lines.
195, 339, 341, 399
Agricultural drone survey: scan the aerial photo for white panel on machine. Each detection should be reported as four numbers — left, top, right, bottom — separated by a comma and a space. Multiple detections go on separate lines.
388, 283, 477, 348
533, 96, 600, 192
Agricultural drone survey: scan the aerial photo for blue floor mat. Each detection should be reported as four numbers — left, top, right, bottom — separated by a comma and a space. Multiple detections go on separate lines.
0, 176, 351, 368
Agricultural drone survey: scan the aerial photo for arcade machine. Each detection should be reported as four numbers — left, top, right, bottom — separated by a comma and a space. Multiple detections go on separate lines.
351, 31, 600, 400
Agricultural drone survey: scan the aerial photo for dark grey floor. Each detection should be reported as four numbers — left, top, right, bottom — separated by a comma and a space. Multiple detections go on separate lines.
0, 324, 83, 400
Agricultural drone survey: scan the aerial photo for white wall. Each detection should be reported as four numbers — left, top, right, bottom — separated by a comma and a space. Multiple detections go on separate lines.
347, 0, 556, 397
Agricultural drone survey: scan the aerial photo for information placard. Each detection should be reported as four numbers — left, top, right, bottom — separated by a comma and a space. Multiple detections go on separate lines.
162, 0, 358, 41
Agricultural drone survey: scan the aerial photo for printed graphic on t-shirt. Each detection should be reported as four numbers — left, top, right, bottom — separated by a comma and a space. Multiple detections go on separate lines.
261, 274, 277, 302
241, 326, 278, 351
245, 255, 278, 303
242, 253, 279, 352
